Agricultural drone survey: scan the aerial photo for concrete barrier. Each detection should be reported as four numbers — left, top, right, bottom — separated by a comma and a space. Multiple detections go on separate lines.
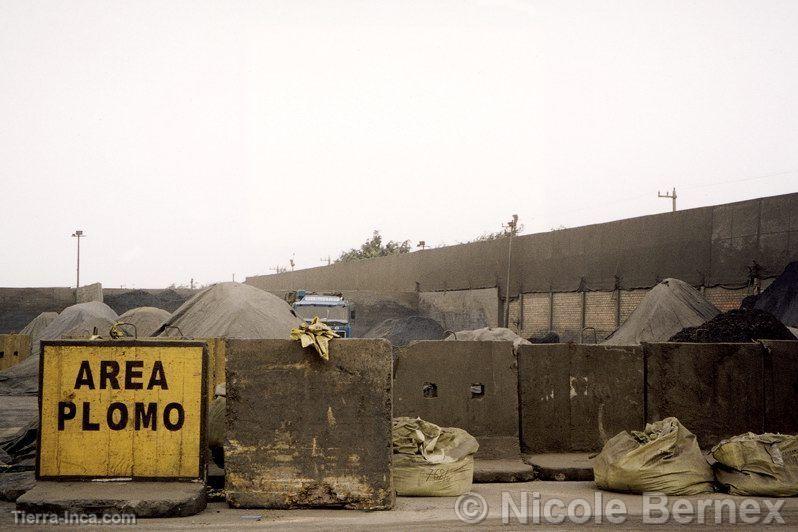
225, 339, 393, 510
0, 334, 30, 372
644, 342, 765, 448
517, 344, 643, 453
761, 340, 798, 434
393, 340, 519, 458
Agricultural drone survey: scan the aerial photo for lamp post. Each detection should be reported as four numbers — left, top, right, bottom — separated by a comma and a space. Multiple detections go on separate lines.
71, 230, 84, 288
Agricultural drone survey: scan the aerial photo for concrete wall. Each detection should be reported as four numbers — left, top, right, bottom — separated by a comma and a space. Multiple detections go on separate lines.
247, 192, 798, 298
518, 344, 643, 453
225, 338, 393, 510
75, 282, 103, 304
418, 288, 499, 331
518, 341, 798, 452
393, 340, 519, 458
0, 287, 76, 333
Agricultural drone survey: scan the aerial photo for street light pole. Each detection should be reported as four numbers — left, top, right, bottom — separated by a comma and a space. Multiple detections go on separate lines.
71, 230, 84, 288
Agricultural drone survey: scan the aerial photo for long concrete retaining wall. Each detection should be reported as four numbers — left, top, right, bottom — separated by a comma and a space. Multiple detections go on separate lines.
518, 344, 644, 453
247, 192, 798, 297
518, 341, 798, 452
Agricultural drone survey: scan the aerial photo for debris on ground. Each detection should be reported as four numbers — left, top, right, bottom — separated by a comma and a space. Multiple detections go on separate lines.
669, 308, 795, 343
392, 417, 479, 496
364, 316, 445, 346
117, 307, 171, 337
445, 326, 531, 352
0, 419, 37, 473
0, 470, 34, 502
154, 282, 301, 339
18, 312, 58, 354
528, 331, 560, 344
603, 278, 719, 345
712, 432, 798, 497
594, 417, 714, 495
743, 262, 798, 327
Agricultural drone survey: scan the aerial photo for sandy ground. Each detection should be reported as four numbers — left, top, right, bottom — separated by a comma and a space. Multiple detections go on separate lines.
3, 481, 798, 530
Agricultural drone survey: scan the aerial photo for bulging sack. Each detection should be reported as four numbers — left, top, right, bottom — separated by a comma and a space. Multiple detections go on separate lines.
712, 433, 798, 497
594, 417, 714, 495
393, 455, 475, 497
392, 417, 478, 497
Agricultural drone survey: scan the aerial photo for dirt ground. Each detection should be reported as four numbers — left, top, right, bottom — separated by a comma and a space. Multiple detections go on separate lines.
3, 481, 798, 529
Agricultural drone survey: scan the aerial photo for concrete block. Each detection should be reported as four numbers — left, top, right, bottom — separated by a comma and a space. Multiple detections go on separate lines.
761, 340, 798, 434
224, 339, 393, 510
518, 344, 643, 453
645, 342, 765, 448
472, 459, 535, 483
522, 453, 594, 481
75, 282, 102, 304
0, 334, 30, 372
16, 481, 206, 517
393, 340, 519, 458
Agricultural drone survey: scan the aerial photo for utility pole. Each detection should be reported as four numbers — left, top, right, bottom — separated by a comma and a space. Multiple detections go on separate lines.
417, 240, 426, 250
289, 255, 295, 271
503, 215, 518, 327
658, 187, 677, 212
320, 256, 331, 266
71, 230, 84, 288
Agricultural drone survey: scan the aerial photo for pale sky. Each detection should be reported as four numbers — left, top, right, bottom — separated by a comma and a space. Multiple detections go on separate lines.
1, 1, 797, 288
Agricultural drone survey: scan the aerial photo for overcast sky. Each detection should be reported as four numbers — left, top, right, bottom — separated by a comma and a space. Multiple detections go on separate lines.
1, 1, 797, 288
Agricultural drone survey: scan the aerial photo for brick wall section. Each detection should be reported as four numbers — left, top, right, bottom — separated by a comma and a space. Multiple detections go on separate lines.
508, 298, 522, 333
704, 286, 752, 312
521, 293, 550, 338
552, 292, 582, 341
584, 291, 617, 341
619, 289, 648, 323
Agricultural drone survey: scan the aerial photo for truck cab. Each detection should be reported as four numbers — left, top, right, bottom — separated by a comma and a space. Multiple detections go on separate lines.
291, 292, 354, 338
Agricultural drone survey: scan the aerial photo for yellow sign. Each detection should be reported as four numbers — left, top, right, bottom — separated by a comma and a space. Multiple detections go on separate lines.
38, 340, 207, 480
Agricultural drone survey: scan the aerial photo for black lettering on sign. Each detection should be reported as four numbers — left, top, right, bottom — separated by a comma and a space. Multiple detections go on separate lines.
163, 403, 185, 431
125, 360, 144, 389
135, 402, 157, 430
81, 402, 100, 431
74, 361, 95, 389
100, 361, 120, 390
58, 401, 76, 430
107, 402, 128, 430
147, 361, 168, 390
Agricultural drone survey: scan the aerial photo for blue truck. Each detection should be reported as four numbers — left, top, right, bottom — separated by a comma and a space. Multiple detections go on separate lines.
291, 291, 354, 338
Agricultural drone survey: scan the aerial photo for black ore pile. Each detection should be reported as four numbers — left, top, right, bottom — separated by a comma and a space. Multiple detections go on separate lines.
669, 308, 795, 343
364, 316, 445, 347
743, 262, 798, 327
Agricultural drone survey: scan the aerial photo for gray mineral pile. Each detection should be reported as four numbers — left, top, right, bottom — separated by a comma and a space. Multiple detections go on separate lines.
155, 282, 302, 338
117, 306, 171, 337
602, 278, 718, 345
445, 326, 531, 352
0, 302, 119, 396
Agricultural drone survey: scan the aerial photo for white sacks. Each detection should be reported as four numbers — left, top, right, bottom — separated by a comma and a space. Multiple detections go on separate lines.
392, 417, 479, 497
712, 433, 798, 497
594, 417, 715, 495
